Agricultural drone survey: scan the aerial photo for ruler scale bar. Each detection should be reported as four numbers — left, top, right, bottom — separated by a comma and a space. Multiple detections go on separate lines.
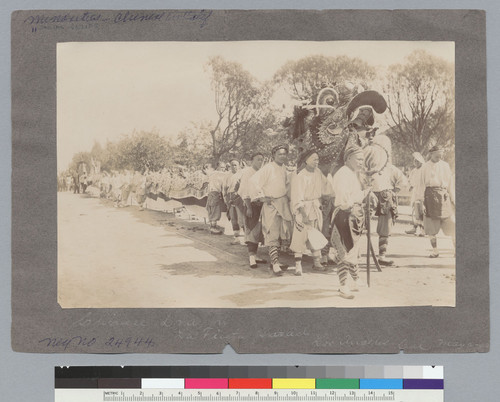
55, 389, 444, 402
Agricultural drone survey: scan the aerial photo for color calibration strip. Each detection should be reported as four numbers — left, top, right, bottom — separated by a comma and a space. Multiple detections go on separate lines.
55, 366, 443, 390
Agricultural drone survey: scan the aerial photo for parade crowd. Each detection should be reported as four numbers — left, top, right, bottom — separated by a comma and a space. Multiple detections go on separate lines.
59, 139, 455, 300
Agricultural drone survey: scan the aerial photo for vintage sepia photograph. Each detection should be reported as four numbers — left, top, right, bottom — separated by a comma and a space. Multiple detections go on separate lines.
57, 40, 455, 308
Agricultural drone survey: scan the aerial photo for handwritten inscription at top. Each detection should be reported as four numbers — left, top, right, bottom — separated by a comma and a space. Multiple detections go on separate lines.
23, 12, 103, 25
23, 10, 213, 29
114, 10, 213, 27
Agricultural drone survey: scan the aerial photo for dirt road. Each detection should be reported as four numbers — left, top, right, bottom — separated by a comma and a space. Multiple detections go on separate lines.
58, 192, 455, 308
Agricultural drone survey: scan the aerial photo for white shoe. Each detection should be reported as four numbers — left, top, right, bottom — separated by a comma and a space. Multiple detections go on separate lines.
294, 263, 302, 276
429, 251, 440, 258
339, 285, 354, 299
272, 264, 283, 276
378, 256, 394, 266
239, 237, 246, 246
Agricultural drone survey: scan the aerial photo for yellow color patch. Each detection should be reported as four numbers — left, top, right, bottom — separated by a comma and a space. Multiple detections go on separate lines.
272, 378, 316, 389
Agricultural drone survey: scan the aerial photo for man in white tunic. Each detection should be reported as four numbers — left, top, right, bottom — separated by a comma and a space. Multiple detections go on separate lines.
224, 159, 246, 245
330, 143, 366, 299
418, 145, 455, 257
205, 162, 227, 235
131, 171, 148, 211
290, 150, 333, 275
238, 152, 267, 268
250, 144, 293, 276
405, 152, 426, 236
370, 135, 407, 266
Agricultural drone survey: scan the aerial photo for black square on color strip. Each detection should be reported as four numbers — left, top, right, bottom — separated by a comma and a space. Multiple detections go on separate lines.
190, 367, 211, 378
55, 367, 116, 379
209, 366, 230, 378
229, 367, 249, 378
267, 367, 288, 378
169, 367, 191, 378
247, 366, 267, 378
55, 378, 97, 388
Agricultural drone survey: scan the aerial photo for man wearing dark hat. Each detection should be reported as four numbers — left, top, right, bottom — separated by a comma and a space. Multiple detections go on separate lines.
250, 144, 293, 276
289, 149, 333, 275
419, 145, 455, 257
330, 142, 366, 299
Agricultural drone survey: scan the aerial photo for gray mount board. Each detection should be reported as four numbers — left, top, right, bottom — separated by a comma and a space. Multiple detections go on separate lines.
11, 9, 488, 353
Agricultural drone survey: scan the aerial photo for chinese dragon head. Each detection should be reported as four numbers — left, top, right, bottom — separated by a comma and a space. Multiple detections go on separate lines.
283, 82, 388, 176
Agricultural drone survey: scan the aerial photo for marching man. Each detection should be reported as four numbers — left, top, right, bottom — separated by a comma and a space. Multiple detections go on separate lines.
370, 135, 407, 266
205, 162, 227, 235
419, 145, 455, 257
406, 152, 426, 236
238, 152, 267, 268
330, 143, 367, 299
250, 144, 293, 276
225, 158, 246, 245
289, 149, 333, 275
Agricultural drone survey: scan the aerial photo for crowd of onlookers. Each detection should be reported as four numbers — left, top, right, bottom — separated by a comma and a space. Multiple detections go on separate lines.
57, 160, 281, 202
58, 166, 206, 198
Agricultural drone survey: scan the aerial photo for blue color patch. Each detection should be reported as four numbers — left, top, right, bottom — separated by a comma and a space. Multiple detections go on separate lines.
360, 379, 403, 389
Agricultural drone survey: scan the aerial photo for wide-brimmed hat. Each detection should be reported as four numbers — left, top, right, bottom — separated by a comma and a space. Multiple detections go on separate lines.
271, 144, 289, 155
429, 145, 444, 153
412, 152, 425, 164
343, 142, 364, 163
307, 228, 328, 250
297, 148, 319, 167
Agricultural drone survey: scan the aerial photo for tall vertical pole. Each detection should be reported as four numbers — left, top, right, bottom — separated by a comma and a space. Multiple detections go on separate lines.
366, 189, 371, 287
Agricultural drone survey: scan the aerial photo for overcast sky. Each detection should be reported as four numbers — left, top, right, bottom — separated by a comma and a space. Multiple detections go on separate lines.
57, 40, 454, 171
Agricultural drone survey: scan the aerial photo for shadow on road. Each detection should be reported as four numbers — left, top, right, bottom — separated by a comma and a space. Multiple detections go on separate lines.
220, 282, 340, 307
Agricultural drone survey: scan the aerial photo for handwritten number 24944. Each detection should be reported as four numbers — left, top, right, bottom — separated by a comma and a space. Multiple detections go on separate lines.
104, 337, 155, 348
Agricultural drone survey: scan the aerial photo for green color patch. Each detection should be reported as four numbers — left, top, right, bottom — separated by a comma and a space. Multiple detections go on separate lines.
316, 379, 360, 389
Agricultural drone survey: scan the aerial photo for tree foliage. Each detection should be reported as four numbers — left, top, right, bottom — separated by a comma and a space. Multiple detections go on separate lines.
173, 122, 212, 167
273, 55, 376, 100
114, 129, 172, 173
64, 51, 456, 174
74, 130, 174, 174
384, 50, 455, 157
205, 56, 268, 165
68, 151, 91, 175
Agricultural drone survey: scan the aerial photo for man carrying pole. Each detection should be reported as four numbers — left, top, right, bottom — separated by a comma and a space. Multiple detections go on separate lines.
330, 143, 366, 299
